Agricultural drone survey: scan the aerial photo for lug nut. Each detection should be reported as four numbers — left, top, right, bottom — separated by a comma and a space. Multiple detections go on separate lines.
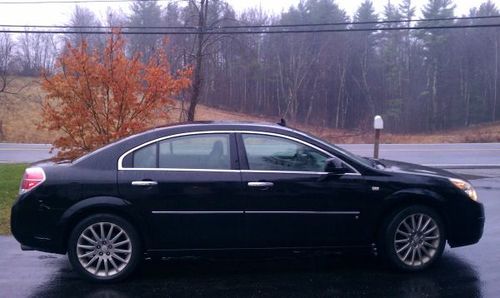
106, 252, 110, 255
99, 252, 103, 256
108, 245, 112, 249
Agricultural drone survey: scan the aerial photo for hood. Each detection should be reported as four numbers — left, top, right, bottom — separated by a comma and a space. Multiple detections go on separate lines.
378, 159, 465, 180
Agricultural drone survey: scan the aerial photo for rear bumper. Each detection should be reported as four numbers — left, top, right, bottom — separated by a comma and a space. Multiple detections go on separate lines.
447, 202, 485, 248
11, 196, 66, 254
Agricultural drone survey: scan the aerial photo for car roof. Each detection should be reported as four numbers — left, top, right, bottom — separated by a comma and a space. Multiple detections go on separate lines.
146, 120, 297, 135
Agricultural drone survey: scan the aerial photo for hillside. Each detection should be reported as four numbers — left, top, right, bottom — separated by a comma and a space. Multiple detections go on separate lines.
1, 77, 500, 145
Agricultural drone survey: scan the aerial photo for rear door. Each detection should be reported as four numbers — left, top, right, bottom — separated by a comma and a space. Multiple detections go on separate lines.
118, 132, 244, 250
238, 132, 367, 248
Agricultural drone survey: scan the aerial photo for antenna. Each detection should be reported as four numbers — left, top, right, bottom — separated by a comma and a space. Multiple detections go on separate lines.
278, 118, 287, 127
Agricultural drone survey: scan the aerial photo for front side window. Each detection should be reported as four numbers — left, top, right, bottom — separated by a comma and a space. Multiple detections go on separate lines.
242, 134, 329, 172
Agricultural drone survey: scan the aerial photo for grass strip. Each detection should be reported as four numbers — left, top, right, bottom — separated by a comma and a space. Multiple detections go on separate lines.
0, 164, 26, 234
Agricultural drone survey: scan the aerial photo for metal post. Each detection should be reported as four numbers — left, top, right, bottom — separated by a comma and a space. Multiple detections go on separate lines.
373, 115, 383, 159
374, 129, 380, 159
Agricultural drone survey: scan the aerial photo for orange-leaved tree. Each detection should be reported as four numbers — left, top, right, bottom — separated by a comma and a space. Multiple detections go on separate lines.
41, 33, 191, 160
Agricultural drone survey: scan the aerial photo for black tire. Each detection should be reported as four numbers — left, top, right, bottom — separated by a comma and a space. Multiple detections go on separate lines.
67, 213, 142, 283
379, 205, 446, 271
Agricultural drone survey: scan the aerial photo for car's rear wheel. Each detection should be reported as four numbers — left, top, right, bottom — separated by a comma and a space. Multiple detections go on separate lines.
380, 205, 446, 271
67, 214, 142, 282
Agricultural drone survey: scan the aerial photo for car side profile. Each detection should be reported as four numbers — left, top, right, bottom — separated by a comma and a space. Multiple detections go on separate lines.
11, 122, 484, 282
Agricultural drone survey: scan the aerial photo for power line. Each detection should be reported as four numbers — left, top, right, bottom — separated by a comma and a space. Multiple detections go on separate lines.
0, 24, 198, 30
216, 15, 500, 30
1, 23, 500, 35
0, 0, 164, 4
1, 15, 500, 31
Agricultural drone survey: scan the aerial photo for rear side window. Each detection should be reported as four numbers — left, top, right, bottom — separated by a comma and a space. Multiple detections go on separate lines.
159, 134, 230, 169
128, 133, 231, 169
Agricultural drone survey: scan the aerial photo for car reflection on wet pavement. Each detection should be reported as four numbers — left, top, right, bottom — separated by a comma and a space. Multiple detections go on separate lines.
1, 176, 498, 298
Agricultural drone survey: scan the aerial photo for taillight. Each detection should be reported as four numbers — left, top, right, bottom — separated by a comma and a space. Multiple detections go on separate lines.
19, 167, 46, 194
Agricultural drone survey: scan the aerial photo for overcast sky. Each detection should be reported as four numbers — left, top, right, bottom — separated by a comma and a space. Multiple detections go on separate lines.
0, 0, 489, 27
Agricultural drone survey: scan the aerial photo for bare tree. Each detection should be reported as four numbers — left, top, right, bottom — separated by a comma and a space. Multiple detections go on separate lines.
0, 32, 14, 94
182, 0, 235, 121
186, 0, 209, 121
17, 31, 58, 76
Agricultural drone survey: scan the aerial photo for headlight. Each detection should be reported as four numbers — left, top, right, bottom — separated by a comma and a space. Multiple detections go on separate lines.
449, 178, 478, 201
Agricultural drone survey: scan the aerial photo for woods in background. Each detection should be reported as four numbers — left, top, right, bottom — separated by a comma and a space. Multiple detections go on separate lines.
0, 0, 499, 133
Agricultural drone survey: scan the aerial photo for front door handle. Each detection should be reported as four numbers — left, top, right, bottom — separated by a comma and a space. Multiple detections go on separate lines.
248, 182, 274, 188
131, 180, 158, 186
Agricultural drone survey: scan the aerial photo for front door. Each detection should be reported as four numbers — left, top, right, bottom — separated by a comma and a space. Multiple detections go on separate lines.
118, 132, 244, 250
238, 133, 367, 248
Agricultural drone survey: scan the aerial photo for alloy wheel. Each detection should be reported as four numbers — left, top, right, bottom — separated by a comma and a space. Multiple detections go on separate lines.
393, 213, 441, 267
76, 222, 132, 277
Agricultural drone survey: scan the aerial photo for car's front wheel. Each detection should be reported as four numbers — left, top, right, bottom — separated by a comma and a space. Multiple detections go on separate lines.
67, 214, 142, 282
380, 205, 446, 271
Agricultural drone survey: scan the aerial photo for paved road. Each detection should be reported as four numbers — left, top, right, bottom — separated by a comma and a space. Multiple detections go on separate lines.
0, 143, 52, 163
0, 175, 498, 297
2, 142, 500, 167
339, 143, 500, 168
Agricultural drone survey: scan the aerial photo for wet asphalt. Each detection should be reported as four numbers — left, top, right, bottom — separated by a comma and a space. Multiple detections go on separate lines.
1, 174, 499, 298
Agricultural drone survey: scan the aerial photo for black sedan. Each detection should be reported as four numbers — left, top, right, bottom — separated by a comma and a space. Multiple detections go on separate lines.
11, 122, 484, 282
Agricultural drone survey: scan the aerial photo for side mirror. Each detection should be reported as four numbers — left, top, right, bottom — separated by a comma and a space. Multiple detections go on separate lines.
324, 158, 349, 175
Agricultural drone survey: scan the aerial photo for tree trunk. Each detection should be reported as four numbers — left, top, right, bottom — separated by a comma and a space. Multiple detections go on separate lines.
0, 120, 4, 141
493, 33, 498, 122
431, 63, 439, 130
187, 0, 207, 122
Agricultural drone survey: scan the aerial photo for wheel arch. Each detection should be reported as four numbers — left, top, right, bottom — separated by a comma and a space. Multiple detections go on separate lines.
375, 188, 449, 241
58, 196, 151, 253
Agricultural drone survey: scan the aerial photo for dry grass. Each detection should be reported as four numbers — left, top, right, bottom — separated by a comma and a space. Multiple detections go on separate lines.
0, 77, 59, 143
1, 77, 500, 144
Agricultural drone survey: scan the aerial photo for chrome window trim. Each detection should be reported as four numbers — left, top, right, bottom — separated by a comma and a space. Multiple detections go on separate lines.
117, 130, 361, 175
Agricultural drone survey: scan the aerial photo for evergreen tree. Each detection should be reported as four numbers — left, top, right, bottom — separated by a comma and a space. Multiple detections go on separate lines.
128, 0, 163, 61
419, 0, 456, 130
348, 1, 379, 127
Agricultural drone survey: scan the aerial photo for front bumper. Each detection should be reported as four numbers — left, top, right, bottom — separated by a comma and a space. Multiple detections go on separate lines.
447, 201, 485, 248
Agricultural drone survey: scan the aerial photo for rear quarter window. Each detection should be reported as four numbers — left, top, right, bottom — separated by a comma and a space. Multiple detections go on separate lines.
132, 143, 157, 168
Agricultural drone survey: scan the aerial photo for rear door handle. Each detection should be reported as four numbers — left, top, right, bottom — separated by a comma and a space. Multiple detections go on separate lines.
131, 180, 158, 186
248, 182, 274, 188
